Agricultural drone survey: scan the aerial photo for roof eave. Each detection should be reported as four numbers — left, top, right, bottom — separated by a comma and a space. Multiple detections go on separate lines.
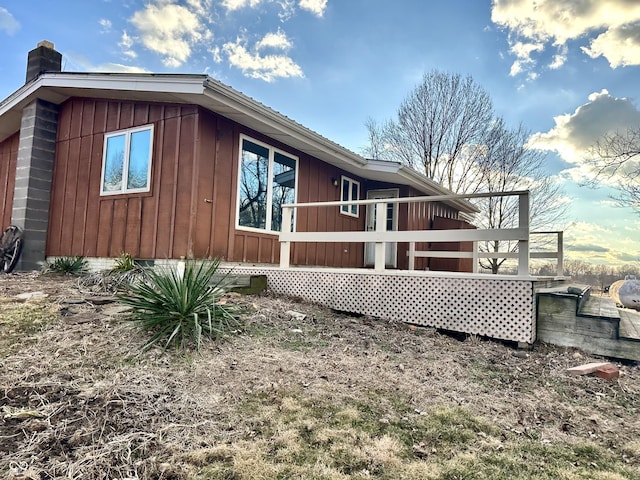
360, 161, 478, 213
201, 77, 368, 170
0, 72, 476, 215
397, 166, 479, 213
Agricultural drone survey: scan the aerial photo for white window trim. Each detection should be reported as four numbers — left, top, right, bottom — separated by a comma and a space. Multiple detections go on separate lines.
100, 124, 154, 196
340, 175, 360, 218
235, 134, 298, 235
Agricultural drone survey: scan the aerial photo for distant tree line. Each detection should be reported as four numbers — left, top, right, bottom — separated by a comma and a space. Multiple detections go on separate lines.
531, 259, 639, 291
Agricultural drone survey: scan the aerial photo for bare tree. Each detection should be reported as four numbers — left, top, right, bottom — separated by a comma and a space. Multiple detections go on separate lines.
364, 71, 566, 274
474, 120, 567, 273
363, 70, 493, 193
586, 127, 640, 214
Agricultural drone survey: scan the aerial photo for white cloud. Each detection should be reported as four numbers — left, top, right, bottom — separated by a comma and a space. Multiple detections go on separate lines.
99, 19, 112, 33
299, 0, 327, 17
549, 45, 568, 70
221, 0, 266, 11
211, 46, 222, 63
508, 40, 544, 76
491, 0, 640, 75
223, 32, 303, 81
119, 31, 137, 59
124, 0, 318, 78
0, 7, 20, 35
278, 0, 296, 21
222, 0, 327, 18
186, 0, 212, 16
62, 50, 151, 74
529, 90, 640, 164
562, 220, 640, 265
600, 199, 619, 208
582, 22, 640, 68
130, 1, 212, 68
95, 63, 150, 74
558, 166, 590, 184
256, 29, 292, 50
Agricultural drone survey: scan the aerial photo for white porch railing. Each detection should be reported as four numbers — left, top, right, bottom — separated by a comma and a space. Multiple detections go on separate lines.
279, 190, 564, 277
531, 231, 564, 276
407, 230, 564, 276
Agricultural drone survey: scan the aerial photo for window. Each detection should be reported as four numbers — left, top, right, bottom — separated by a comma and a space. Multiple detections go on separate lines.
100, 125, 153, 195
340, 176, 360, 217
237, 135, 297, 233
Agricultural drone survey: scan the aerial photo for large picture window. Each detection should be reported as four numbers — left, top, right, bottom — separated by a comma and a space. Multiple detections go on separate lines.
100, 125, 153, 195
340, 176, 360, 217
237, 136, 297, 233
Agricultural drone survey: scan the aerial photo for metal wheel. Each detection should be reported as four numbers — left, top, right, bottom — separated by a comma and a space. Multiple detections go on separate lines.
0, 225, 23, 273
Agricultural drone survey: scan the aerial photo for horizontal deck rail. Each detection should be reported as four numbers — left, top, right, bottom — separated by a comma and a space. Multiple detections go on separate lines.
407, 230, 564, 275
279, 190, 564, 276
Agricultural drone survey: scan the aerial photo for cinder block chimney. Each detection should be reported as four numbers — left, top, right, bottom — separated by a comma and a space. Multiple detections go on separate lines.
25, 40, 62, 83
11, 41, 62, 270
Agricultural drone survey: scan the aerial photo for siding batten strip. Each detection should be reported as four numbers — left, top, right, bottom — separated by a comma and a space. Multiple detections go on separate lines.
208, 116, 218, 258
150, 107, 165, 259
168, 114, 182, 258
187, 110, 200, 258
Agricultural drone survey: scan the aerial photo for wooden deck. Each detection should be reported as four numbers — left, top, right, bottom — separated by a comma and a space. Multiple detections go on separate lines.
618, 308, 640, 341
225, 265, 545, 344
580, 296, 620, 319
536, 287, 640, 361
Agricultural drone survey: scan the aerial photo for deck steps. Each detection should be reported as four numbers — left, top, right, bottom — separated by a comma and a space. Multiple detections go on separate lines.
212, 274, 267, 295
536, 284, 640, 361
579, 295, 620, 320
618, 308, 640, 341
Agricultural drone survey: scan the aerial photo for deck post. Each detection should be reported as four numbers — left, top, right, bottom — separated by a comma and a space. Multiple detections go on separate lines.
556, 231, 564, 276
374, 201, 386, 272
518, 192, 530, 276
408, 242, 415, 270
280, 206, 293, 268
472, 241, 478, 273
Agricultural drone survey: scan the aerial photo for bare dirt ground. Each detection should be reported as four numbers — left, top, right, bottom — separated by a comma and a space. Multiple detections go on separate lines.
1, 272, 639, 479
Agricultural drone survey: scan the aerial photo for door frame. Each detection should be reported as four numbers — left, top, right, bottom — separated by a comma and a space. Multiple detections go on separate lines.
364, 188, 399, 268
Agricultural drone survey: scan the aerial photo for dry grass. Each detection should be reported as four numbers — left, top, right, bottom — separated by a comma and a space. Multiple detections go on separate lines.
0, 272, 639, 479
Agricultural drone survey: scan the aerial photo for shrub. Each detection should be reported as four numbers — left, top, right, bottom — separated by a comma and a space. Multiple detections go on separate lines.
118, 260, 240, 352
111, 252, 137, 273
44, 256, 88, 275
78, 253, 149, 294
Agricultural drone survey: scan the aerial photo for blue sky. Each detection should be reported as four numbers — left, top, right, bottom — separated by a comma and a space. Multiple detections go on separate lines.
1, 0, 639, 267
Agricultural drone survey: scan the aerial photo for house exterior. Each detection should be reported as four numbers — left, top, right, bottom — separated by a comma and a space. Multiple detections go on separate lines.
0, 41, 476, 272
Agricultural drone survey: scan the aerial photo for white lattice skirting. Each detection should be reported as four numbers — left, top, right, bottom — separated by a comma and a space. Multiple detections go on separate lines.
225, 266, 537, 344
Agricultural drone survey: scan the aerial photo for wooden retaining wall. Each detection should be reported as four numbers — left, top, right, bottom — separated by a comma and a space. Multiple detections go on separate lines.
537, 288, 640, 361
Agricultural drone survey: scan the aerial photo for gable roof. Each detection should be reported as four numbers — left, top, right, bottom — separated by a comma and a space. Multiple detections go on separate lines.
0, 71, 477, 214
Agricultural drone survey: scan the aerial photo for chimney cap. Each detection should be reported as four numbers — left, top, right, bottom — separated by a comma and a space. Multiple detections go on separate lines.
37, 40, 55, 49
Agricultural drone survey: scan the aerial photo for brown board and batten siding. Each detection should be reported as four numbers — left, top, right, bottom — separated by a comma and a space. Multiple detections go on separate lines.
429, 216, 475, 273
399, 186, 462, 270
47, 99, 204, 260
227, 116, 366, 268
291, 155, 365, 268
0, 132, 19, 228
47, 98, 367, 268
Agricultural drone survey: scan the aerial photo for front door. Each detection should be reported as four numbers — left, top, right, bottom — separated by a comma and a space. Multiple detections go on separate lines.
364, 189, 399, 267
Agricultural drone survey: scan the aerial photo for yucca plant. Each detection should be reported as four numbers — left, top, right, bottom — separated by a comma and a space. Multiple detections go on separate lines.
117, 260, 240, 352
111, 252, 138, 272
44, 256, 88, 275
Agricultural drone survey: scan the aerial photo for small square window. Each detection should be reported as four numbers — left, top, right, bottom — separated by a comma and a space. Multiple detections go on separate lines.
101, 125, 153, 195
340, 176, 360, 217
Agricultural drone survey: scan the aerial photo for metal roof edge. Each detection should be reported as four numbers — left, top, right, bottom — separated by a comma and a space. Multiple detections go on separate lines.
202, 77, 368, 168
395, 165, 479, 214
0, 72, 208, 109
0, 72, 475, 216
